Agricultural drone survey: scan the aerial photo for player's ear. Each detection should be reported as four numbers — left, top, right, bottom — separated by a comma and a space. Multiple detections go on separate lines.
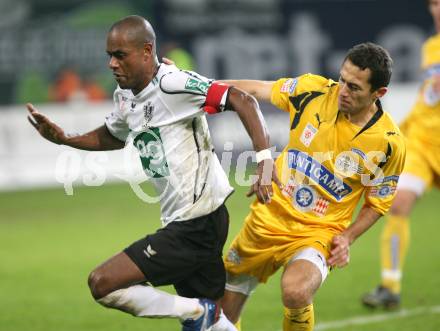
374, 87, 388, 99
143, 42, 153, 59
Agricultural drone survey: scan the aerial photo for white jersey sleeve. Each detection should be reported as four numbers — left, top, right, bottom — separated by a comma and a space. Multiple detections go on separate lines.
105, 89, 130, 142
159, 70, 213, 120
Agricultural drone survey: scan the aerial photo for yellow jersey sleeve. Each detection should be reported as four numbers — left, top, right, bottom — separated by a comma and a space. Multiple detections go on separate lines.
422, 34, 440, 71
363, 137, 406, 215
401, 34, 440, 145
270, 74, 333, 112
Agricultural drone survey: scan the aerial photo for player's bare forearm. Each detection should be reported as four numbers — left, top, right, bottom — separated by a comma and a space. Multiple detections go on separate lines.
227, 87, 282, 203
27, 103, 124, 151
64, 125, 125, 151
227, 87, 269, 152
343, 205, 382, 244
328, 206, 381, 267
221, 80, 274, 102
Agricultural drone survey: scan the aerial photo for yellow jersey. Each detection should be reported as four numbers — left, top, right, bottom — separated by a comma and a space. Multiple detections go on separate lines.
401, 34, 440, 145
250, 74, 406, 234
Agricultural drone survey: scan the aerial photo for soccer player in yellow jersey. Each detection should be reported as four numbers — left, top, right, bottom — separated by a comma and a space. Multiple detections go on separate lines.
220, 42, 406, 331
362, 0, 440, 309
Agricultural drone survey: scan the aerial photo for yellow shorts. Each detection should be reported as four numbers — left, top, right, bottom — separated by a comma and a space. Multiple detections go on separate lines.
224, 209, 336, 283
401, 129, 440, 189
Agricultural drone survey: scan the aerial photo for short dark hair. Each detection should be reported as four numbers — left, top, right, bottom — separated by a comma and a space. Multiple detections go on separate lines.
344, 42, 393, 91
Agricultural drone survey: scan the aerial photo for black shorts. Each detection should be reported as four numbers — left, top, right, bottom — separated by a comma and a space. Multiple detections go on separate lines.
124, 204, 229, 300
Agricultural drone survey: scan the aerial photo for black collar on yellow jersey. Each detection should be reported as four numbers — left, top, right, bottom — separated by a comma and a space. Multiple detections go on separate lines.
335, 99, 384, 140
353, 99, 384, 138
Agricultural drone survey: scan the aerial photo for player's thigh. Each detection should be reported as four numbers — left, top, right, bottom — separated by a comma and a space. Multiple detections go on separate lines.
88, 251, 146, 299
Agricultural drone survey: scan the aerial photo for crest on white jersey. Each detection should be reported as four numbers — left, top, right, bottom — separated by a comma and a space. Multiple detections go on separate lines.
143, 101, 154, 129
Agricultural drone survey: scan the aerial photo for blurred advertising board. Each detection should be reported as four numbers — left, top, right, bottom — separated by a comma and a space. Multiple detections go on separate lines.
0, 0, 433, 104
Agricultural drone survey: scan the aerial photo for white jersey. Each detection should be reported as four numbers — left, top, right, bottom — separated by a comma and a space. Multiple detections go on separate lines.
105, 64, 234, 225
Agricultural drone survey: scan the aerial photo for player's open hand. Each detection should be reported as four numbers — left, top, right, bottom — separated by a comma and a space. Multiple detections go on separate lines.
247, 158, 282, 204
328, 234, 350, 268
27, 103, 67, 145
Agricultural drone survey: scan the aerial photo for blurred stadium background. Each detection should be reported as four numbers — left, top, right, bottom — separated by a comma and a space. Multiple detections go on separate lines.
1, 0, 439, 330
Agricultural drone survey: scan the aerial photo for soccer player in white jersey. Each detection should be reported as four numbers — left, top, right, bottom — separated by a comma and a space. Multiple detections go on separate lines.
26, 15, 279, 331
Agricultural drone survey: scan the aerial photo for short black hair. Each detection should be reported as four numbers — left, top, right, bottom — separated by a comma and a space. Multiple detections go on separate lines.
110, 15, 156, 51
344, 42, 393, 91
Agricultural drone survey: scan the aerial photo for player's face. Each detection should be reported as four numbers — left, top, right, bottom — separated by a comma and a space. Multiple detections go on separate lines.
337, 59, 379, 115
429, 0, 440, 26
106, 30, 150, 94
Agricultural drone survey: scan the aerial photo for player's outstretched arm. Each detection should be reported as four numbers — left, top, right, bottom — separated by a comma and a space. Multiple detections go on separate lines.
220, 80, 274, 103
26, 103, 124, 151
328, 206, 381, 268
227, 87, 282, 204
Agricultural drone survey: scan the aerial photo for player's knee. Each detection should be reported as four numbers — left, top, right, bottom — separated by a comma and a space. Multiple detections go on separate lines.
389, 203, 408, 216
88, 270, 111, 300
282, 285, 312, 308
389, 191, 417, 216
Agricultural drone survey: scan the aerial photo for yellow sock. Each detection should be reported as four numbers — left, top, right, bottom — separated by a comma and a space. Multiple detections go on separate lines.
283, 304, 314, 331
234, 318, 241, 331
380, 215, 410, 294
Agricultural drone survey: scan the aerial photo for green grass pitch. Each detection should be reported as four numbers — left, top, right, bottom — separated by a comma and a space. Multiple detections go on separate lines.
1, 181, 439, 331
